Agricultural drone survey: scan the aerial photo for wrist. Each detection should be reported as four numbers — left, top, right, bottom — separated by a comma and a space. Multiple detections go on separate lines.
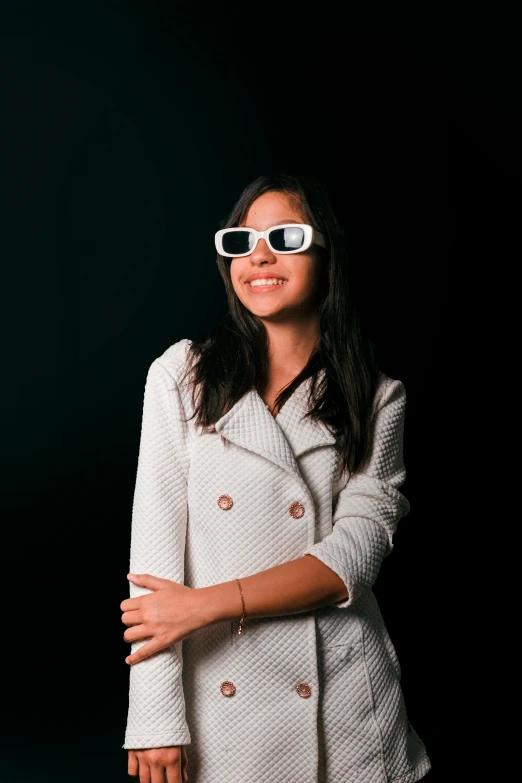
195, 581, 243, 626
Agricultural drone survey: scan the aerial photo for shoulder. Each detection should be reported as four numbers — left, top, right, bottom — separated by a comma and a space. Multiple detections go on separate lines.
151, 338, 194, 388
145, 339, 196, 423
373, 371, 406, 415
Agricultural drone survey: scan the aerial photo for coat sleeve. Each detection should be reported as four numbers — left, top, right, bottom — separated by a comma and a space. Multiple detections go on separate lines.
303, 377, 410, 609
123, 358, 191, 749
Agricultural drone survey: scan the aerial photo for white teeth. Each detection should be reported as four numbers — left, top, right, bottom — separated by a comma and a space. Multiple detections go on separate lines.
248, 278, 286, 287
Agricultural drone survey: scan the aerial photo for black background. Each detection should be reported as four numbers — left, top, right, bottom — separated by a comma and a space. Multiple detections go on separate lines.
1, 2, 517, 781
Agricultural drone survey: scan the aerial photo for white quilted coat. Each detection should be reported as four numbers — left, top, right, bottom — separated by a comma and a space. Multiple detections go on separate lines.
123, 338, 432, 782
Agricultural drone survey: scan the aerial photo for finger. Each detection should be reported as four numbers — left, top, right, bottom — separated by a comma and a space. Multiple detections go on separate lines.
138, 758, 151, 783
120, 597, 143, 612
126, 639, 162, 665
166, 758, 182, 783
128, 750, 139, 777
150, 762, 168, 783
181, 746, 188, 782
122, 609, 142, 626
123, 624, 150, 644
127, 573, 167, 590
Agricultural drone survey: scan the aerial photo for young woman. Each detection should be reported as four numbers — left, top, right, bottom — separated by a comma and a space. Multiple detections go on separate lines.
120, 174, 432, 783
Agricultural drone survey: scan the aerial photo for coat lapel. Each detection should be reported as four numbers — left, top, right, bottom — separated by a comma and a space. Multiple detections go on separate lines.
214, 370, 336, 482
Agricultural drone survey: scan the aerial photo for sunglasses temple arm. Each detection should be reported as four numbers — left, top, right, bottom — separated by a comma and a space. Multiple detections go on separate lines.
314, 230, 327, 249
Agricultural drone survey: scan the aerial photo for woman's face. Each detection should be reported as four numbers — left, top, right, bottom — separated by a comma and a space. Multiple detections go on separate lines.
229, 191, 326, 322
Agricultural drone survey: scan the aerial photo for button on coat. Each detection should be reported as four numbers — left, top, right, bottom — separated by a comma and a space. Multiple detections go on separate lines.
217, 494, 233, 510
289, 501, 305, 518
220, 681, 236, 697
296, 682, 312, 698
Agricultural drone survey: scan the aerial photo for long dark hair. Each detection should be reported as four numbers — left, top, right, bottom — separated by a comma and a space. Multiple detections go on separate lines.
180, 174, 380, 477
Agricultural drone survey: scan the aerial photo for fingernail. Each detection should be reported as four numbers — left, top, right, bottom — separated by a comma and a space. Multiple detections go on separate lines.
127, 573, 137, 578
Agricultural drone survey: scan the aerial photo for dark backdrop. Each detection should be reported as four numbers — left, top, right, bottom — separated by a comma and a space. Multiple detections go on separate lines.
1, 2, 516, 781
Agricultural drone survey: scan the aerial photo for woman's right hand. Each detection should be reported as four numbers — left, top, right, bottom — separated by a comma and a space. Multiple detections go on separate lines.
128, 745, 188, 782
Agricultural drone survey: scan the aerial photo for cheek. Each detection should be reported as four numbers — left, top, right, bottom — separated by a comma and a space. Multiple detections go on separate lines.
290, 260, 322, 295
230, 263, 248, 300
229, 262, 241, 290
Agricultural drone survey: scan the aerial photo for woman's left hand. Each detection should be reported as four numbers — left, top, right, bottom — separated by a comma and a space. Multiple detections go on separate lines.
120, 573, 209, 665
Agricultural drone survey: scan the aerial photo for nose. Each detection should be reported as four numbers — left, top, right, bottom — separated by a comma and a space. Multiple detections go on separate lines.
249, 238, 277, 265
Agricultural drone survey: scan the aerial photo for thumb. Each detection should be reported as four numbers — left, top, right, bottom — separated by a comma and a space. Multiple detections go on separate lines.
127, 572, 167, 590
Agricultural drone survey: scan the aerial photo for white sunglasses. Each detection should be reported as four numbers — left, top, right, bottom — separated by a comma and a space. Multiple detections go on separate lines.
215, 223, 327, 258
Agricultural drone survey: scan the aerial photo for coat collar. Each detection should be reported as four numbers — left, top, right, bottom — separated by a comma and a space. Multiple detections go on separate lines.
214, 370, 337, 478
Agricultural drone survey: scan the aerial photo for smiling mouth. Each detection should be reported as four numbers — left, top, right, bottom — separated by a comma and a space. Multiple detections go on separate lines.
246, 278, 288, 288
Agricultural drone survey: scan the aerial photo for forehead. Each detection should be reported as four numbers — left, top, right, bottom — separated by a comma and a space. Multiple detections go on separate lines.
242, 191, 307, 229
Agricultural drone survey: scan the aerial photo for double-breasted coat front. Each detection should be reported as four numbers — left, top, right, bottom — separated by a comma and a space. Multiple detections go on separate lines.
123, 338, 432, 782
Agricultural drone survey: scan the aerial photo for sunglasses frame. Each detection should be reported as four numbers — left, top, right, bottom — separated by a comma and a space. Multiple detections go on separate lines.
215, 223, 327, 258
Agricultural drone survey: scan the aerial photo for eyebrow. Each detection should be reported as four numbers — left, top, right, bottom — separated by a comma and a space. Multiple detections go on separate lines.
239, 220, 303, 228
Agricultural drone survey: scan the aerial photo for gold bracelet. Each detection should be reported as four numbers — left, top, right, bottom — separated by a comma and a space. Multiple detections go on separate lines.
236, 578, 246, 635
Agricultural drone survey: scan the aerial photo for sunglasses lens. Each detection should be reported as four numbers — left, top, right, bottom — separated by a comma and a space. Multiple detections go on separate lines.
269, 227, 305, 252
221, 230, 255, 256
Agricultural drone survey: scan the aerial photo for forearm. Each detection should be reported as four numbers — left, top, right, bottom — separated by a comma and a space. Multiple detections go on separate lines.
198, 554, 349, 625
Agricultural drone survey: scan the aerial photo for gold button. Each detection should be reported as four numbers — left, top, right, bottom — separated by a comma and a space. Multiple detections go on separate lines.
220, 680, 236, 697
296, 681, 312, 698
217, 494, 233, 510
289, 502, 305, 519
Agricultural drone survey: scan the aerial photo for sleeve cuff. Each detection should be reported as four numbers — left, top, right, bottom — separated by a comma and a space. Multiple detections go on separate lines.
304, 548, 356, 609
123, 728, 191, 749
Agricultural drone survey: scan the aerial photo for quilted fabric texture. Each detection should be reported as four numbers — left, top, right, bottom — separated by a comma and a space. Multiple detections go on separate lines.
123, 338, 432, 782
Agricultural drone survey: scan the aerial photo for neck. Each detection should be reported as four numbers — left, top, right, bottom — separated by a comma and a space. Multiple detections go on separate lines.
262, 313, 321, 377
